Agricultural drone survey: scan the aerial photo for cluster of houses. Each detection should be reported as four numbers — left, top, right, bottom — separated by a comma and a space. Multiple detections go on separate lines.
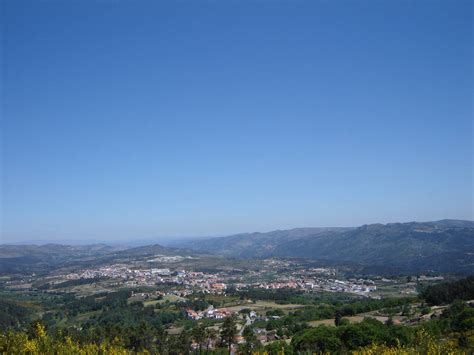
186, 305, 235, 320
63, 264, 231, 294
55, 257, 382, 301
255, 281, 300, 289
251, 278, 376, 295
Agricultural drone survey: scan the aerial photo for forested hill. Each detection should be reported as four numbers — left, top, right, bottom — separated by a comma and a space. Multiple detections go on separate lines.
181, 220, 474, 274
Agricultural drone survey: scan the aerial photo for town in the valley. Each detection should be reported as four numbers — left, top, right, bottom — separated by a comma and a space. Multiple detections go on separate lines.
1, 247, 470, 353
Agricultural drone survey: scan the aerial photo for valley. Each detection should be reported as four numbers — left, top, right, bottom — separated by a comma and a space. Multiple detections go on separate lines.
1, 223, 473, 353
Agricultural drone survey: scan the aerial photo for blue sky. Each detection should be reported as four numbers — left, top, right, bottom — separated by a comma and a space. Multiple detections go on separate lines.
2, 0, 473, 243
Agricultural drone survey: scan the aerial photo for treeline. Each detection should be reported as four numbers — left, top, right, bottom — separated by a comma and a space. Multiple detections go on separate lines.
420, 276, 474, 305
1, 306, 472, 354
232, 288, 308, 304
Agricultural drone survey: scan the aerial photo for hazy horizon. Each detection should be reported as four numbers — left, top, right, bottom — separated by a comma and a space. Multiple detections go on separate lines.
1, 218, 473, 246
2, 0, 473, 243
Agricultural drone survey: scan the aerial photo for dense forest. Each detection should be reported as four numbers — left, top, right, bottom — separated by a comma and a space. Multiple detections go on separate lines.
421, 276, 474, 306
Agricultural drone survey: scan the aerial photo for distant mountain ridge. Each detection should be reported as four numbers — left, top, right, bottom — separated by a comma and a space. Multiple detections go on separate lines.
181, 220, 474, 274
1, 220, 472, 276
173, 227, 353, 258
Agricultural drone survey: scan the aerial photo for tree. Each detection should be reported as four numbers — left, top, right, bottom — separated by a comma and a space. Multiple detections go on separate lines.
191, 324, 206, 354
171, 330, 191, 354
205, 327, 217, 354
155, 326, 167, 355
292, 326, 342, 353
131, 322, 155, 352
220, 316, 237, 354
240, 326, 258, 354
458, 333, 469, 348
265, 340, 293, 355
335, 310, 342, 326
401, 303, 411, 317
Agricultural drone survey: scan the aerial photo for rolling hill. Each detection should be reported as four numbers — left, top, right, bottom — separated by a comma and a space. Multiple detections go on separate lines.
0, 243, 199, 276
0, 244, 125, 275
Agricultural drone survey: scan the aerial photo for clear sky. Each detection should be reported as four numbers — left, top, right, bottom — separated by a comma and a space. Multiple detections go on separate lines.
1, 0, 473, 243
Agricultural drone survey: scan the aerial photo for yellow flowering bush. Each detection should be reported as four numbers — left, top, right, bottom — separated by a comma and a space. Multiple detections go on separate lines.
353, 329, 463, 355
0, 328, 146, 355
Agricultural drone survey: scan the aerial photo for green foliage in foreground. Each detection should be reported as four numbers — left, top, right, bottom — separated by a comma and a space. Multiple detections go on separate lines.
0, 323, 136, 355
1, 278, 474, 354
1, 325, 471, 355
2, 302, 473, 354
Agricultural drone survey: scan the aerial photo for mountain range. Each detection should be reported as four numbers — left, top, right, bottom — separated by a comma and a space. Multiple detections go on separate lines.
179, 220, 474, 274
1, 220, 472, 275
